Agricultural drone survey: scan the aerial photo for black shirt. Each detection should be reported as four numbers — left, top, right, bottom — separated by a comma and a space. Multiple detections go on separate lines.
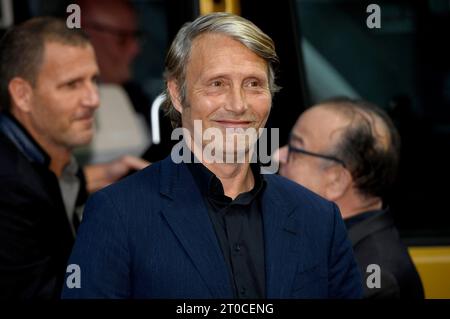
187, 161, 266, 298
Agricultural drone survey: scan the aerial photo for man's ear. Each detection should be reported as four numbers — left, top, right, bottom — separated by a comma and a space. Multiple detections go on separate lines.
167, 79, 183, 114
8, 77, 33, 113
324, 166, 352, 202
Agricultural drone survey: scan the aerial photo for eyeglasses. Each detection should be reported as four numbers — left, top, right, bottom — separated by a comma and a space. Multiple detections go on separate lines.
288, 144, 346, 168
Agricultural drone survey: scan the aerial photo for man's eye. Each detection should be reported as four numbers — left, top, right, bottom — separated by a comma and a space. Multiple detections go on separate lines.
245, 80, 262, 88
211, 80, 223, 87
92, 75, 100, 86
66, 80, 81, 89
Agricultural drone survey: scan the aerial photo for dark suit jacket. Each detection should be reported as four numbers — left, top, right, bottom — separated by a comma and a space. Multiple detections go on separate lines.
62, 156, 363, 298
0, 131, 76, 299
347, 210, 424, 298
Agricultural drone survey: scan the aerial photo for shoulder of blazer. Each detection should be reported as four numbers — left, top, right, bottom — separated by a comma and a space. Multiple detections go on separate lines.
97, 158, 165, 198
92, 156, 177, 211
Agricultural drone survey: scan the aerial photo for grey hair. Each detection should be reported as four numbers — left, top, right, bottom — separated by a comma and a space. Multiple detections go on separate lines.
163, 12, 280, 128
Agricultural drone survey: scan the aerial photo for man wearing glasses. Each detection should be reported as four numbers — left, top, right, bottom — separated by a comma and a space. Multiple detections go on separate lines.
277, 97, 424, 299
79, 0, 141, 85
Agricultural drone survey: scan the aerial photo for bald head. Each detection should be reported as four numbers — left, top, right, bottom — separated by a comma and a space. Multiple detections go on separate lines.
78, 0, 140, 84
316, 100, 392, 154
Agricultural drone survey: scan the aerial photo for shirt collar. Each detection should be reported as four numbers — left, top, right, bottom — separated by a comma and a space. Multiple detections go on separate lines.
0, 112, 50, 166
344, 209, 385, 230
186, 153, 266, 205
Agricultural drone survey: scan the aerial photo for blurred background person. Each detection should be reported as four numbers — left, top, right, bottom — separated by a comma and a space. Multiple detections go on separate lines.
276, 97, 424, 298
79, 0, 139, 85
77, 0, 175, 164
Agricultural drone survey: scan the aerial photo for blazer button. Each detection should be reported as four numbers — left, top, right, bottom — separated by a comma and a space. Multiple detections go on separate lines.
234, 243, 241, 252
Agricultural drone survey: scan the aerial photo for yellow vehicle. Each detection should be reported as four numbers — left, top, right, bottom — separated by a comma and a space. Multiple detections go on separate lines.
409, 247, 450, 298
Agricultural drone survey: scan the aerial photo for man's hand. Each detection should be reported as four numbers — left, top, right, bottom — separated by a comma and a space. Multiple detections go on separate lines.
84, 156, 150, 193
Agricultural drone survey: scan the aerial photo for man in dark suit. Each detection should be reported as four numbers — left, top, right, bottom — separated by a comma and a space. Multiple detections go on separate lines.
0, 17, 146, 299
278, 97, 424, 298
62, 13, 362, 299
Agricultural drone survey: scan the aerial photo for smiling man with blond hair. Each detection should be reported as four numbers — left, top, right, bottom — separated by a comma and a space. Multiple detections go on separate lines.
63, 13, 362, 299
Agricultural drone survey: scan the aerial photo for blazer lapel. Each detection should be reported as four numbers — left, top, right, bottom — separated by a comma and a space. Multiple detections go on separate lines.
159, 158, 233, 298
263, 177, 303, 298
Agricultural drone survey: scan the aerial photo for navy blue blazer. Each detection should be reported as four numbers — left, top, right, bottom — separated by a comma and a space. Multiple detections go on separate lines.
62, 156, 362, 298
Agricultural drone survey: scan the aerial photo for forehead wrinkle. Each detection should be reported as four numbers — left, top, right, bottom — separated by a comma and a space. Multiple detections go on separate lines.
37, 43, 97, 85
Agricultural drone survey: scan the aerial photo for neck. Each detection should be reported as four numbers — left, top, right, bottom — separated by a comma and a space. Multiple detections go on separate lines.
48, 149, 72, 177
12, 110, 71, 177
337, 189, 383, 220
205, 161, 254, 199
189, 139, 254, 199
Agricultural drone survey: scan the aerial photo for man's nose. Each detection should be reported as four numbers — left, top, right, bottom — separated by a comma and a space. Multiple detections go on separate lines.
225, 86, 247, 114
126, 36, 140, 61
130, 38, 140, 58
82, 82, 100, 109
